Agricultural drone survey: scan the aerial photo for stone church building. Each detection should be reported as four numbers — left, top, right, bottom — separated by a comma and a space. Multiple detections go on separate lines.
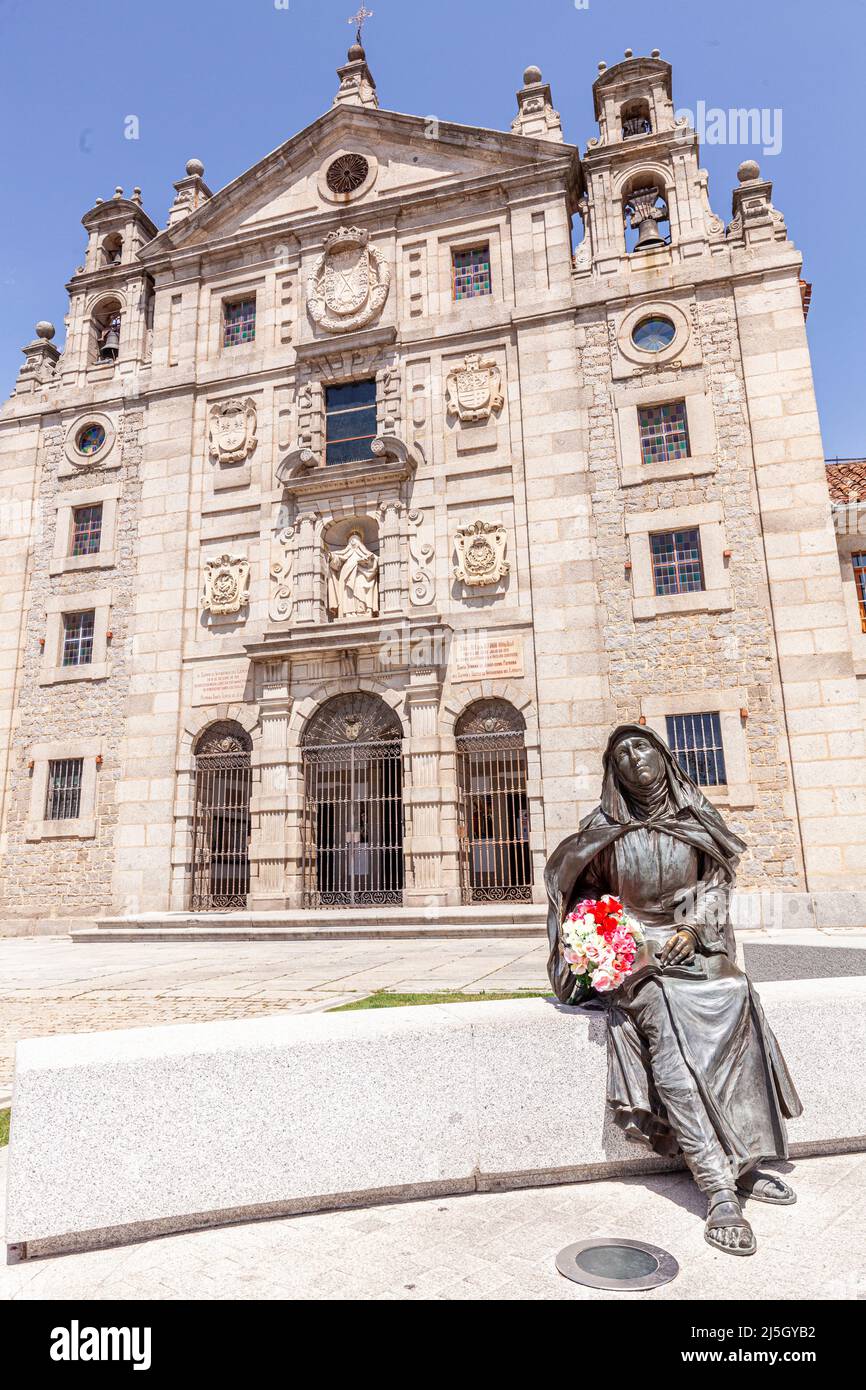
1, 42, 863, 933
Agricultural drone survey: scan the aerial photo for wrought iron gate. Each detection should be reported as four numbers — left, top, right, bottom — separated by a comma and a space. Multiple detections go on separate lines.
456, 701, 532, 903
301, 693, 404, 908
191, 723, 252, 911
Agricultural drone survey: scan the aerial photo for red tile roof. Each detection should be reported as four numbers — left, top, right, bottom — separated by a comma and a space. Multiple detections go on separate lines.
826, 460, 866, 502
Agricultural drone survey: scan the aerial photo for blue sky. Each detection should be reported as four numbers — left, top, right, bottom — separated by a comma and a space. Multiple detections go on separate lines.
0, 0, 862, 454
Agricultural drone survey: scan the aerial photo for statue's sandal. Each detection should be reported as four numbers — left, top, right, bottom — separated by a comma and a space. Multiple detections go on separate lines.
704, 1190, 757, 1256
736, 1172, 797, 1205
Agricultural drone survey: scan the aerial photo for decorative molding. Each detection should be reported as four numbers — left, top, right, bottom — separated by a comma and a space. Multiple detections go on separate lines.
307, 226, 391, 334
207, 397, 258, 465
408, 508, 434, 605
202, 553, 250, 617
453, 520, 509, 588
445, 353, 504, 424
269, 526, 295, 622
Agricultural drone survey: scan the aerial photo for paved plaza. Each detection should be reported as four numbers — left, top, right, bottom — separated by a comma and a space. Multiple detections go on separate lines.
2, 1150, 863, 1301
0, 933, 550, 1096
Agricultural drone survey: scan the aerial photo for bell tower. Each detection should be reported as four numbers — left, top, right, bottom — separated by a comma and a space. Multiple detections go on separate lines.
574, 49, 725, 277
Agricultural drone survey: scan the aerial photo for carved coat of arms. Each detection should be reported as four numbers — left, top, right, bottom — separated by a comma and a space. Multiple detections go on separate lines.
202, 553, 251, 617
445, 353, 504, 423
208, 398, 258, 465
453, 520, 510, 587
307, 226, 391, 334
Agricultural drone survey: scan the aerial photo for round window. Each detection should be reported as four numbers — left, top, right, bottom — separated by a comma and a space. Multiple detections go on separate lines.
631, 316, 676, 352
76, 423, 107, 456
326, 152, 370, 195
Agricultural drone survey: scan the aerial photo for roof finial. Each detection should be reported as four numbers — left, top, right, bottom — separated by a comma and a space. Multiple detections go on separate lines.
348, 5, 373, 47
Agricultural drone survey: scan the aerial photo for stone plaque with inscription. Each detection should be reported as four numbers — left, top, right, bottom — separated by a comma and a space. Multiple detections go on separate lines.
451, 633, 524, 683
191, 663, 251, 707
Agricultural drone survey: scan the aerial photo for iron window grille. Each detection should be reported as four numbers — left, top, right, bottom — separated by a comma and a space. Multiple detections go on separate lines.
61, 610, 95, 667
71, 504, 103, 557
649, 528, 705, 595
853, 553, 866, 632
452, 245, 492, 301
638, 400, 691, 465
665, 712, 727, 787
223, 297, 256, 348
45, 758, 83, 820
325, 379, 377, 465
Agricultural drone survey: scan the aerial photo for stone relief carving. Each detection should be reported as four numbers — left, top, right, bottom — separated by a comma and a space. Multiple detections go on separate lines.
453, 520, 509, 587
307, 226, 391, 334
269, 526, 295, 622
202, 553, 251, 617
208, 398, 258, 465
573, 197, 592, 272
406, 509, 434, 606
327, 529, 379, 619
445, 353, 504, 424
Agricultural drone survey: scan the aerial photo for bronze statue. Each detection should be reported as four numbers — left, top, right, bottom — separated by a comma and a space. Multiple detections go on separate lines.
545, 725, 803, 1256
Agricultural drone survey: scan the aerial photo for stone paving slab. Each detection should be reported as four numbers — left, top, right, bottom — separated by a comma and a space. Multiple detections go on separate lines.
2, 1150, 863, 1300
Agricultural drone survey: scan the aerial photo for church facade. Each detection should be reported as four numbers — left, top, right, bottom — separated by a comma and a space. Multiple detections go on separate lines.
1, 44, 863, 932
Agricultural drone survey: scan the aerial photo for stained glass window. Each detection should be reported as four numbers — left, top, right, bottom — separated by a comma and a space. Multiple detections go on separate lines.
62, 610, 95, 667
325, 380, 377, 465
632, 316, 675, 352
76, 424, 106, 456
638, 400, 690, 465
452, 245, 491, 301
71, 504, 103, 557
666, 712, 727, 787
45, 758, 84, 821
650, 528, 704, 595
853, 553, 866, 632
223, 297, 256, 348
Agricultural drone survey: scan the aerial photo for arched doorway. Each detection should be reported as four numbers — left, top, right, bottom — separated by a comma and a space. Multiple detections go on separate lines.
301, 693, 404, 907
191, 721, 252, 910
456, 699, 532, 903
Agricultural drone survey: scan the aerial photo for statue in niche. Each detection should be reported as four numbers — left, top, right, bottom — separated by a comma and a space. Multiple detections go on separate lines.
545, 725, 803, 1258
327, 528, 379, 619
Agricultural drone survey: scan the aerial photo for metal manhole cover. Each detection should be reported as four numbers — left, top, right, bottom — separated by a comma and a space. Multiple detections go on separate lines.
555, 1238, 679, 1291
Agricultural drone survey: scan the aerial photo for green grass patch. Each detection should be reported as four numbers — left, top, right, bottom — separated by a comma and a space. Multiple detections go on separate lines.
0, 1109, 9, 1148
330, 989, 550, 1012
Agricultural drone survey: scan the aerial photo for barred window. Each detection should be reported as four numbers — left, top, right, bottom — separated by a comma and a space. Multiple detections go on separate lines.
853, 553, 866, 633
452, 245, 491, 301
650, 528, 705, 595
325, 379, 377, 465
62, 610, 95, 667
45, 758, 83, 820
223, 297, 256, 348
71, 504, 103, 557
638, 400, 690, 465
666, 712, 727, 787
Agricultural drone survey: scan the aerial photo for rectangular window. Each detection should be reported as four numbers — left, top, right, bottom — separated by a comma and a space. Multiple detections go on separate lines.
853, 553, 866, 632
638, 400, 691, 465
62, 610, 95, 667
650, 528, 705, 595
325, 380, 377, 465
452, 245, 491, 301
666, 712, 727, 787
45, 758, 83, 821
223, 297, 256, 348
71, 504, 103, 557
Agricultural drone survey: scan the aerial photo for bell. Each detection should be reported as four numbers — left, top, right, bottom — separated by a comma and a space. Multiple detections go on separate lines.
626, 186, 668, 252
99, 323, 120, 361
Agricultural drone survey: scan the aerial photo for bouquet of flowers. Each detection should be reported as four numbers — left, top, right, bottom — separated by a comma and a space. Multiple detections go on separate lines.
562, 894, 645, 994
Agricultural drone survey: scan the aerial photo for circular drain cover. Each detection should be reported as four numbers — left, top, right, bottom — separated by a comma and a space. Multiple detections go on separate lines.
555, 1238, 679, 1291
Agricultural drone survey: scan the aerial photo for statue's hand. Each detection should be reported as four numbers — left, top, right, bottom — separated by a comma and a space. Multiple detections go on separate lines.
659, 929, 696, 967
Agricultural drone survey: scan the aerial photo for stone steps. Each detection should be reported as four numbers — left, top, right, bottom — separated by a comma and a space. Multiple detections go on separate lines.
71, 904, 548, 943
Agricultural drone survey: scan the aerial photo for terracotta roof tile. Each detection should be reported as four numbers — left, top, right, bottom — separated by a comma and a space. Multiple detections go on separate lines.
826, 460, 866, 502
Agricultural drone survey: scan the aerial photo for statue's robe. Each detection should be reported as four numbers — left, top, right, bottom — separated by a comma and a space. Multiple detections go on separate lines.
545, 728, 802, 1179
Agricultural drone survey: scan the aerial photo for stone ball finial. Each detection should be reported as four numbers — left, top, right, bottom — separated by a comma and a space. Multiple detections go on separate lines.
186, 158, 204, 177
347, 41, 365, 61
624, 48, 633, 58
94, 197, 104, 205
651, 48, 661, 58
737, 159, 761, 183
114, 185, 124, 198
523, 64, 542, 85
35, 321, 55, 341
598, 61, 607, 73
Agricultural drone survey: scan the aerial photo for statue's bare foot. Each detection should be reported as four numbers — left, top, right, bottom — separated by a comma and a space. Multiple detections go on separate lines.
704, 1189, 756, 1256
736, 1170, 796, 1205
